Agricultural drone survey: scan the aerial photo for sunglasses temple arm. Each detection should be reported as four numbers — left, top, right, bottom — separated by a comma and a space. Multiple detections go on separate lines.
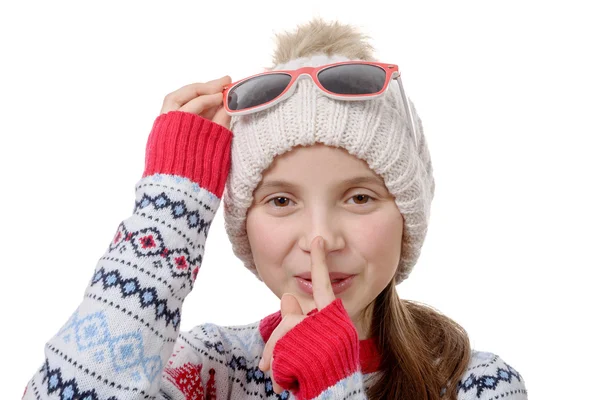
396, 78, 418, 145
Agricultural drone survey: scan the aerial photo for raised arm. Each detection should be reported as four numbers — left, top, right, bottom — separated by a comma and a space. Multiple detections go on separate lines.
23, 77, 234, 400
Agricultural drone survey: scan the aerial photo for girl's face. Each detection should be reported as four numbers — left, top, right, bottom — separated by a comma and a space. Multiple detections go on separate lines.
246, 143, 403, 339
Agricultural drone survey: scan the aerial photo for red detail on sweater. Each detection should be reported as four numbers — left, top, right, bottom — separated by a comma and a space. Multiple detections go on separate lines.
205, 368, 217, 400
259, 298, 382, 399
175, 256, 188, 270
113, 231, 122, 244
142, 111, 233, 199
259, 301, 381, 375
125, 232, 133, 241
164, 362, 205, 400
139, 235, 157, 249
161, 248, 169, 258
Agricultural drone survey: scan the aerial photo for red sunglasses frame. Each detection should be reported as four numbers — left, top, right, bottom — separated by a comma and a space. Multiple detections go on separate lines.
222, 60, 416, 142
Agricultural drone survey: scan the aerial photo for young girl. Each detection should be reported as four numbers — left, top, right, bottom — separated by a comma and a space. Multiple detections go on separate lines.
23, 18, 528, 400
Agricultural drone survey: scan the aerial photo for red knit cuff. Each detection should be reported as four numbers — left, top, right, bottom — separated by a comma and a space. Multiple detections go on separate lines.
272, 298, 360, 400
142, 111, 232, 198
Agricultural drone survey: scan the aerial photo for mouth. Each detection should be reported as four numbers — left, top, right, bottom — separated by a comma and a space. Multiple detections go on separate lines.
295, 275, 357, 295
304, 278, 344, 283
294, 272, 356, 281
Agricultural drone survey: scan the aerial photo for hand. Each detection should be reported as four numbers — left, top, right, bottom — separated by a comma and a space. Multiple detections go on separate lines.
258, 236, 338, 395
160, 75, 232, 130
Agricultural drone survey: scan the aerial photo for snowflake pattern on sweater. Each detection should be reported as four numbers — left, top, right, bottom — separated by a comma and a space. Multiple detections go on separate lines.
23, 111, 528, 399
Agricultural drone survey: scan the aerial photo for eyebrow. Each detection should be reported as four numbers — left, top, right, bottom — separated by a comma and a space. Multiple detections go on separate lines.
255, 175, 387, 193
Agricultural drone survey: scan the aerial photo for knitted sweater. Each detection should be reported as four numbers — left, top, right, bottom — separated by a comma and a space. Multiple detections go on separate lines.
23, 111, 528, 400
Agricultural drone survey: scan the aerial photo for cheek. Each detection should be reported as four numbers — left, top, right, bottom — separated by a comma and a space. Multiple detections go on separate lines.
354, 211, 403, 268
246, 210, 294, 280
247, 214, 288, 260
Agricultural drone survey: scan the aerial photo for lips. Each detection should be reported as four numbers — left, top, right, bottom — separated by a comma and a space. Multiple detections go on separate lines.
294, 272, 356, 281
295, 274, 356, 295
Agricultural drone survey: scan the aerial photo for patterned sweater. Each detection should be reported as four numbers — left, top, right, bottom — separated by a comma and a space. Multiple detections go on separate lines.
23, 111, 528, 400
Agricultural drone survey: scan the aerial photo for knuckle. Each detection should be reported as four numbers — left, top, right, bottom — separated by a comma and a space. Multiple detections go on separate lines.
163, 93, 175, 103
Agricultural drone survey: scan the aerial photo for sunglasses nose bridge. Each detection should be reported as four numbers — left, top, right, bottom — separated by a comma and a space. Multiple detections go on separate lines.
292, 72, 321, 91
296, 72, 314, 81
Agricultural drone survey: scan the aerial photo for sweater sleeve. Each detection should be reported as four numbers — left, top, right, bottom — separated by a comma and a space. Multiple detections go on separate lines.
456, 351, 528, 400
22, 111, 233, 400
272, 298, 368, 400
272, 305, 529, 400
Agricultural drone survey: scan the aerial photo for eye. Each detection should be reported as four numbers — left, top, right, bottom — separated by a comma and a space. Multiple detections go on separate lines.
266, 194, 374, 208
267, 196, 296, 208
348, 194, 373, 205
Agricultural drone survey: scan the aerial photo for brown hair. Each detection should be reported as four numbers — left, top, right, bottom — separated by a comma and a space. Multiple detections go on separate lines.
364, 280, 472, 399
269, 17, 472, 399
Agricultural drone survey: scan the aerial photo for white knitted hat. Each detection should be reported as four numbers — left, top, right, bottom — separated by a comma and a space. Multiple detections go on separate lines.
222, 51, 434, 285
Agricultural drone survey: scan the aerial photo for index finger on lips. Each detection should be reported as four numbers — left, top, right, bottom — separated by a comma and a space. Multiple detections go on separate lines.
310, 236, 336, 310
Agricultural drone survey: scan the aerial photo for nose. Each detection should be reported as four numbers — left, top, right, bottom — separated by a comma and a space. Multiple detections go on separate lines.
300, 213, 344, 253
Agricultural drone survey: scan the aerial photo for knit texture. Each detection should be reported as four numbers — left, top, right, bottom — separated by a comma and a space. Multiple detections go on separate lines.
223, 53, 435, 285
271, 299, 361, 399
22, 111, 527, 399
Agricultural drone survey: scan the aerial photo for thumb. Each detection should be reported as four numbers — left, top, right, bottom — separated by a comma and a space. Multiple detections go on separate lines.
212, 106, 231, 131
280, 293, 304, 318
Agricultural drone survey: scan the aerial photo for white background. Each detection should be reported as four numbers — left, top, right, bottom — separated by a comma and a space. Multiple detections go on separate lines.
1, 0, 598, 397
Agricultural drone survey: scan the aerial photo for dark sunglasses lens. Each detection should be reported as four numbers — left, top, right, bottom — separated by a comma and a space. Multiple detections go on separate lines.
227, 73, 292, 111
317, 64, 386, 95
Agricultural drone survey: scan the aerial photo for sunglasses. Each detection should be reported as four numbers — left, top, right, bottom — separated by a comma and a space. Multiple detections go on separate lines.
222, 60, 416, 142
